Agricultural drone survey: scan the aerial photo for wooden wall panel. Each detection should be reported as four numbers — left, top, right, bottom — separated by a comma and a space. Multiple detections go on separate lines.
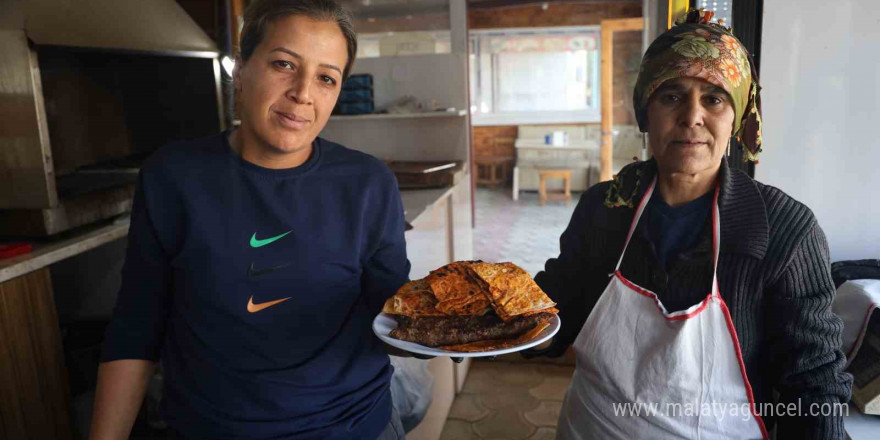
612, 30, 642, 125
0, 313, 28, 440
0, 268, 73, 440
468, 1, 642, 28
354, 13, 451, 33
472, 126, 517, 158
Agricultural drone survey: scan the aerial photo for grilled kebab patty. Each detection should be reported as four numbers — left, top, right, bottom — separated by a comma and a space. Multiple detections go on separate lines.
389, 312, 553, 347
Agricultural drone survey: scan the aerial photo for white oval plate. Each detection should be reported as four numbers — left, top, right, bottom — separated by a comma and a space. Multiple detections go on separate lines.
372, 313, 560, 358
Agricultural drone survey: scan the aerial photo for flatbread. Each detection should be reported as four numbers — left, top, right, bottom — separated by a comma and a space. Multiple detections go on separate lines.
426, 261, 491, 316
382, 279, 446, 317
521, 307, 559, 317
439, 321, 552, 352
468, 262, 557, 321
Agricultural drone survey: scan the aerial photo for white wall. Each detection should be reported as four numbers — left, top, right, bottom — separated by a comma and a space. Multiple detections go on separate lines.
349, 53, 469, 110
757, 0, 880, 261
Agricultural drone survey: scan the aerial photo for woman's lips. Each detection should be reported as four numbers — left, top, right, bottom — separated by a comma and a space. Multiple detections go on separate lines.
274, 111, 310, 130
671, 139, 709, 147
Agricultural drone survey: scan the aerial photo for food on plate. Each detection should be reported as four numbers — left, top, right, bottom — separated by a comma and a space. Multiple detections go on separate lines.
381, 261, 558, 352
467, 261, 559, 321
426, 261, 492, 316
382, 279, 446, 317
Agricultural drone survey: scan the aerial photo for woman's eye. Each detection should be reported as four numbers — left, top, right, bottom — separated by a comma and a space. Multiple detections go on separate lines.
320, 75, 337, 86
273, 60, 294, 69
661, 94, 680, 104
704, 95, 723, 105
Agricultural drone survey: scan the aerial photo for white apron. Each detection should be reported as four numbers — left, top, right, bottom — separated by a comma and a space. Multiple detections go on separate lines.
557, 178, 769, 440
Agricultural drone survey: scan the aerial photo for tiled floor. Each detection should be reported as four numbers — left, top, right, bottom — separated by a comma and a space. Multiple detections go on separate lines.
440, 359, 574, 440
472, 187, 580, 276
438, 187, 580, 439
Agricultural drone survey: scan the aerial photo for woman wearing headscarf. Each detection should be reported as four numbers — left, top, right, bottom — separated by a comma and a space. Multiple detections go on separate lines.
529, 9, 852, 439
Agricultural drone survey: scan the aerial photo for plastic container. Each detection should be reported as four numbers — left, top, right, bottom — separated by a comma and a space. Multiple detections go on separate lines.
342, 74, 373, 90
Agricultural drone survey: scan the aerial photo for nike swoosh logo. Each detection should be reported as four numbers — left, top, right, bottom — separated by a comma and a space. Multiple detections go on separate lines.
250, 231, 292, 248
247, 295, 291, 313
247, 262, 293, 278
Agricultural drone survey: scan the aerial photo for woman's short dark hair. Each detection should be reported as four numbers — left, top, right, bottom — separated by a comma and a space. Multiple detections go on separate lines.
239, 0, 357, 80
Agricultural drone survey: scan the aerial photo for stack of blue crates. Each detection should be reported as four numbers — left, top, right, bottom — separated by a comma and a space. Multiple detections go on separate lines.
335, 74, 374, 115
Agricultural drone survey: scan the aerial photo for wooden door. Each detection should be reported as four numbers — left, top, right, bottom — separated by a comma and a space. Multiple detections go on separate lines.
599, 17, 644, 182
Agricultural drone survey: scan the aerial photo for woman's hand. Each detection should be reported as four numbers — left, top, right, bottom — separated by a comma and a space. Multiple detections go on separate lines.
520, 338, 565, 359
385, 343, 464, 362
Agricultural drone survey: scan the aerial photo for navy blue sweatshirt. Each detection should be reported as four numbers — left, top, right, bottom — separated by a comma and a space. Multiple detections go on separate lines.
102, 132, 411, 440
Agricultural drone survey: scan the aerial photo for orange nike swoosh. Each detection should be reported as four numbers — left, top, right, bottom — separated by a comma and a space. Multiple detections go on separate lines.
246, 295, 291, 313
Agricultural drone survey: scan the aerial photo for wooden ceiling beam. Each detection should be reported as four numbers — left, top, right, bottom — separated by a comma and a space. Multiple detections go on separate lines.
467, 0, 639, 11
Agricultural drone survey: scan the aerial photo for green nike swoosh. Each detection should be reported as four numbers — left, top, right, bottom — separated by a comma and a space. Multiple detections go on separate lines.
250, 231, 292, 248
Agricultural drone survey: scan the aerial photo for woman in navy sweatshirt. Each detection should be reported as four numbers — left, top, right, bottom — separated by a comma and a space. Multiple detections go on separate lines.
89, 1, 411, 439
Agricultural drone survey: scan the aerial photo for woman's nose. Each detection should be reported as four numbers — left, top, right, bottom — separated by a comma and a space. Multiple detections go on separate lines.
286, 75, 313, 104
678, 95, 705, 128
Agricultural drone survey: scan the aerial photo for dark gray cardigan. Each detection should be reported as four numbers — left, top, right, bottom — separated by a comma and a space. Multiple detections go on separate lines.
534, 157, 853, 439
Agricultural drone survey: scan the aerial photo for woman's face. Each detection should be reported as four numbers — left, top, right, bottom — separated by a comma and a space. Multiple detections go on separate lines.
646, 77, 735, 177
234, 15, 348, 156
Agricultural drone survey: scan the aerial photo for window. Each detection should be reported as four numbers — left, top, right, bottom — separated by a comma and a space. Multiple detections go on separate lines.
469, 26, 601, 126
356, 31, 451, 58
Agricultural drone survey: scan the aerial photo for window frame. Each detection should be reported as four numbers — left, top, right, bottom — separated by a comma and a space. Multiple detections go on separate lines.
468, 25, 602, 127
355, 30, 452, 59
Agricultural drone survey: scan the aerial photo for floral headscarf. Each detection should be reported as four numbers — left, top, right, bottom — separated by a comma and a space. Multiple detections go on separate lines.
633, 9, 763, 162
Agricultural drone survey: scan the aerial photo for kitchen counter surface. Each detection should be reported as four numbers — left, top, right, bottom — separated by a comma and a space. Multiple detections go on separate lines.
400, 186, 454, 225
0, 218, 130, 284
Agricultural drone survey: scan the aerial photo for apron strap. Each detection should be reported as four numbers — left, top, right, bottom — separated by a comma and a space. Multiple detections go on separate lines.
614, 176, 722, 299
711, 184, 721, 297
614, 177, 657, 273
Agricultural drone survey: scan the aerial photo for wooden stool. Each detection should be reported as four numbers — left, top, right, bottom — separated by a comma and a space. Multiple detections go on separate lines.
475, 156, 513, 187
538, 169, 572, 206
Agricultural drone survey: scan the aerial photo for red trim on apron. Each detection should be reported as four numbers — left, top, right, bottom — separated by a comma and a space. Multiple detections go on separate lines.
615, 271, 715, 321
719, 299, 770, 439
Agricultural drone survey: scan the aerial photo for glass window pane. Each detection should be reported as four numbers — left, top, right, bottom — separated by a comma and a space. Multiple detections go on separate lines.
468, 26, 600, 122
495, 51, 590, 112
695, 0, 734, 28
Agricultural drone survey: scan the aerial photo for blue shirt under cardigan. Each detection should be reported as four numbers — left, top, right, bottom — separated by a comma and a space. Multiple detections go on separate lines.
645, 190, 714, 269
102, 132, 411, 440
